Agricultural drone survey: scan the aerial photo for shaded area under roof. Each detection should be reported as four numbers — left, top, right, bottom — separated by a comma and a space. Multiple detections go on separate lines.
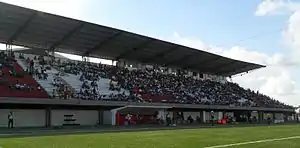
12, 48, 48, 56
12, 48, 67, 59
0, 2, 265, 76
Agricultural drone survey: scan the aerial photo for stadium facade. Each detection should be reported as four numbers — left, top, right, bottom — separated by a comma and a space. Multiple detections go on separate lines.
0, 2, 297, 128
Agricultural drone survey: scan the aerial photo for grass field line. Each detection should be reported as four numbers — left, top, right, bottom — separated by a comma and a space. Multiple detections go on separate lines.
0, 127, 155, 137
204, 136, 300, 148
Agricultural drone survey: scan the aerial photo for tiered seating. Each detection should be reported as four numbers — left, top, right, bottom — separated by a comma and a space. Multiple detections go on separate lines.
16, 55, 59, 97
55, 61, 131, 101
10, 51, 292, 109
17, 53, 76, 99
98, 78, 129, 95
0, 62, 48, 98
141, 94, 174, 103
49, 58, 292, 109
61, 73, 82, 92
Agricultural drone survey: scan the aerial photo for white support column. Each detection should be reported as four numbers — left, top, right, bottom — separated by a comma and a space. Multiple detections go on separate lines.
168, 68, 172, 74
110, 106, 128, 126
6, 44, 12, 56
203, 111, 207, 123
218, 112, 223, 120
111, 110, 116, 126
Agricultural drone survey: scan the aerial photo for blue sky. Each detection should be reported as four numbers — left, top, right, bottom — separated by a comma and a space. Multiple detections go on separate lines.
1, 0, 300, 106
81, 0, 287, 54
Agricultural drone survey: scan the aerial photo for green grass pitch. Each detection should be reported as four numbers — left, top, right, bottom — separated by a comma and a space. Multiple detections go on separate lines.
0, 124, 299, 148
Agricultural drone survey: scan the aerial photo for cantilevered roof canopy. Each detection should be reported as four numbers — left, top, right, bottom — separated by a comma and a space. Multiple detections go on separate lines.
0, 2, 265, 76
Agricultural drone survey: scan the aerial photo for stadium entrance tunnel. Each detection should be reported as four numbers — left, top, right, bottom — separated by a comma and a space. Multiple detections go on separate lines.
111, 105, 172, 126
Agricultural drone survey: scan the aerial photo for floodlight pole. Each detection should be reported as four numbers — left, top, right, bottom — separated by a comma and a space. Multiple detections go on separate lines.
48, 48, 55, 60
82, 56, 88, 62
5, 44, 12, 56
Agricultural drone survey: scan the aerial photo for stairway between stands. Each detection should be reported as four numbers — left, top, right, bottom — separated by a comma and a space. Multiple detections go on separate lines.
16, 55, 76, 99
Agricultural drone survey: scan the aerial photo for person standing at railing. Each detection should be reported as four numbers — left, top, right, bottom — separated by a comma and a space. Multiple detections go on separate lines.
8, 112, 14, 129
210, 111, 215, 126
29, 59, 34, 74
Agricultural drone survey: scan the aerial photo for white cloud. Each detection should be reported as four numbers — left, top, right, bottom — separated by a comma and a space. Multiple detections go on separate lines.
284, 10, 300, 53
164, 0, 300, 106
171, 32, 299, 106
256, 0, 300, 61
254, 0, 300, 106
255, 0, 300, 16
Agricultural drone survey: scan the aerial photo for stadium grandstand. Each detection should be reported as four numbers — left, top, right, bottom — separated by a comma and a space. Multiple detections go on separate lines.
0, 1, 297, 128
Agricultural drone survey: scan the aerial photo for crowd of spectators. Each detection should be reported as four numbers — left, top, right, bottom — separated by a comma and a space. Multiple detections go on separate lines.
52, 60, 142, 102
0, 51, 44, 93
53, 59, 293, 109
51, 75, 73, 99
0, 51, 292, 109
21, 54, 75, 99
20, 54, 50, 80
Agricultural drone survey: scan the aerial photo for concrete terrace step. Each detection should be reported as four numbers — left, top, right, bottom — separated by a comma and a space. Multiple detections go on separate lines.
15, 58, 58, 97
61, 74, 82, 92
